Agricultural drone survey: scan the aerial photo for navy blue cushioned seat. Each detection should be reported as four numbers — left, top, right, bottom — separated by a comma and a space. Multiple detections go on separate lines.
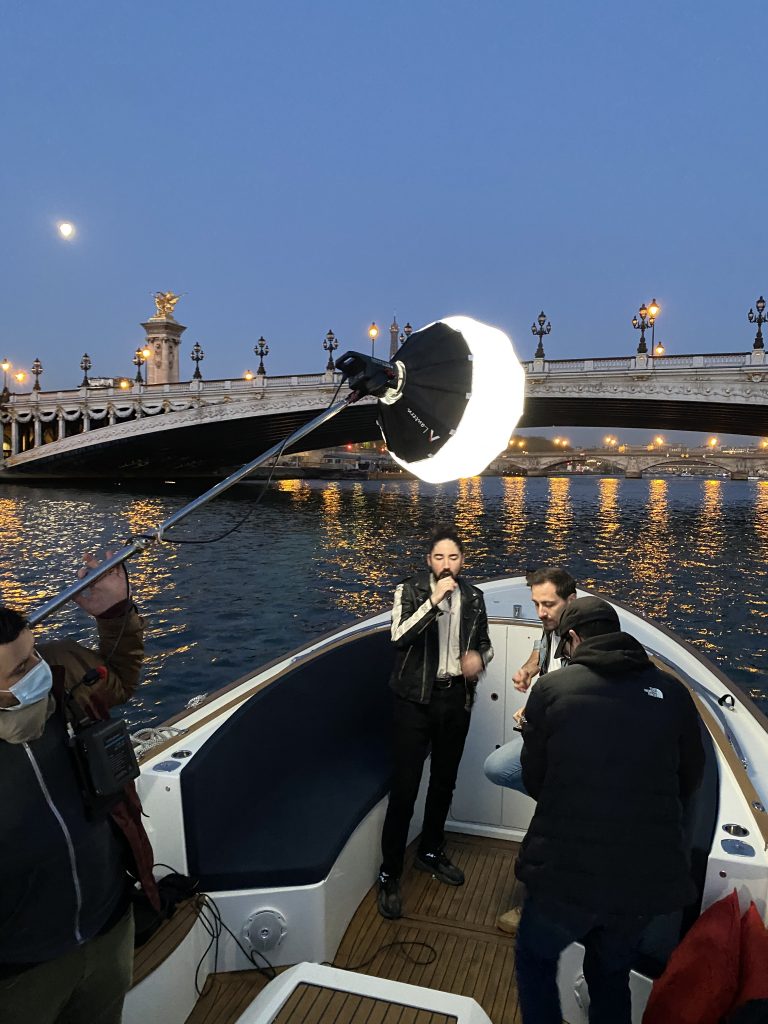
181, 629, 395, 891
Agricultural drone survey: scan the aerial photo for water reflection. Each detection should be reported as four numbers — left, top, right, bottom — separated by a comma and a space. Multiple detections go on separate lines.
501, 477, 525, 560
455, 477, 485, 551
0, 477, 765, 725
626, 479, 672, 617
544, 477, 573, 563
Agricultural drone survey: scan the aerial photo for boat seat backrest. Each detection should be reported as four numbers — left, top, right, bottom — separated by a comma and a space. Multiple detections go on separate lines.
181, 629, 395, 891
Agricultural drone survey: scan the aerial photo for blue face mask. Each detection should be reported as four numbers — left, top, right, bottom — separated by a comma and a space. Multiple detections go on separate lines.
0, 653, 53, 711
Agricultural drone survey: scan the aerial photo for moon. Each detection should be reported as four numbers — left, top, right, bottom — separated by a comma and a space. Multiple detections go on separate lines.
57, 221, 76, 240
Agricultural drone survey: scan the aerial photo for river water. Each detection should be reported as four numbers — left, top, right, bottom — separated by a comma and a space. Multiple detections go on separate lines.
0, 475, 766, 728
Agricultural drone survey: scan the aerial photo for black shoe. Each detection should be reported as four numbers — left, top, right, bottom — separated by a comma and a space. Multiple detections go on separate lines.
377, 871, 402, 919
414, 848, 465, 886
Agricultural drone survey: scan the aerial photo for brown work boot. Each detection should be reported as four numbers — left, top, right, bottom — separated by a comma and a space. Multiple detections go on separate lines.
496, 905, 522, 934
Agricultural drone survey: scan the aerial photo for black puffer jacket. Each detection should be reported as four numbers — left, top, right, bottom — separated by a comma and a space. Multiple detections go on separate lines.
516, 631, 706, 917
389, 572, 493, 704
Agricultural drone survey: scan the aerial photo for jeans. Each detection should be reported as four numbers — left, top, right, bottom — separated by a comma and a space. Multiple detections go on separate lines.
515, 897, 648, 1024
380, 684, 471, 877
483, 733, 528, 795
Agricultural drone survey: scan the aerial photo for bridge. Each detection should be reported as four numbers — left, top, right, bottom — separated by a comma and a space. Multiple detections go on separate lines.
489, 447, 768, 480
2, 347, 768, 479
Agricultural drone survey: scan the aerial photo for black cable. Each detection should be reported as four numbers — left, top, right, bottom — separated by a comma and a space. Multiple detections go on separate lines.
133, 379, 348, 547
328, 937, 438, 972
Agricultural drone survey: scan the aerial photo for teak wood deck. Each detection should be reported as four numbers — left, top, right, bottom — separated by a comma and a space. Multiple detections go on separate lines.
136, 833, 528, 1023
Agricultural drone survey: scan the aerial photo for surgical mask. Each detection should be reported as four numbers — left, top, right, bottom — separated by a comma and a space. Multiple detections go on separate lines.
0, 653, 53, 711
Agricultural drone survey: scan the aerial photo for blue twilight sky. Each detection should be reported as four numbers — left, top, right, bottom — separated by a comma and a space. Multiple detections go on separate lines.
1, 0, 767, 443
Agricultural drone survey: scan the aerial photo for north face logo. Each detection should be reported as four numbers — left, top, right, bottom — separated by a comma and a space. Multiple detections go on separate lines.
644, 686, 664, 699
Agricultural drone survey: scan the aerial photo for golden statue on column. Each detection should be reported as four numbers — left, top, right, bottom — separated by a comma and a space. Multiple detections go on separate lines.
151, 291, 182, 320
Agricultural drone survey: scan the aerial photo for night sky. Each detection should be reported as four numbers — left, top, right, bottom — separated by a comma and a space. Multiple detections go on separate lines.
2, 1, 766, 442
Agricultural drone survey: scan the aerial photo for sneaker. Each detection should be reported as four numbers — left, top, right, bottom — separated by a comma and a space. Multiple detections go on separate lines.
496, 906, 522, 934
377, 871, 402, 919
414, 848, 464, 886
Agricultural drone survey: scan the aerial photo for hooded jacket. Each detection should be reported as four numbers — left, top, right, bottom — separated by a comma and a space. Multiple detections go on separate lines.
516, 630, 706, 917
0, 605, 159, 969
389, 571, 493, 704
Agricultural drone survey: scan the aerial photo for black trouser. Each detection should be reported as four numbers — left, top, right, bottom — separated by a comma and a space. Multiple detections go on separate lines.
380, 681, 471, 878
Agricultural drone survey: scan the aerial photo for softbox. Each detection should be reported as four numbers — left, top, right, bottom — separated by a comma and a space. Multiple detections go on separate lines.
376, 315, 525, 483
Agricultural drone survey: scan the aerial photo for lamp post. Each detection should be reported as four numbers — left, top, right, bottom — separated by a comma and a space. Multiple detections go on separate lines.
80, 353, 92, 387
323, 329, 339, 371
748, 295, 766, 350
647, 298, 662, 354
133, 347, 147, 384
31, 357, 43, 392
190, 342, 205, 380
254, 336, 269, 376
368, 322, 379, 358
1, 358, 10, 390
632, 303, 655, 354
531, 311, 552, 358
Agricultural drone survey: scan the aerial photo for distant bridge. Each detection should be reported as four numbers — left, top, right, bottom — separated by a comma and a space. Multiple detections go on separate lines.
490, 448, 768, 480
1, 347, 768, 478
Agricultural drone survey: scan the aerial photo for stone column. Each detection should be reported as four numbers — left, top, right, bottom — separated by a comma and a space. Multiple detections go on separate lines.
10, 419, 19, 456
390, 318, 399, 359
57, 412, 65, 440
33, 416, 42, 448
141, 316, 187, 385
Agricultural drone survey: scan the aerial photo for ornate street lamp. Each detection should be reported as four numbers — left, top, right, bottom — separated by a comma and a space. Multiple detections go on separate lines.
80, 353, 92, 387
632, 303, 656, 354
647, 298, 662, 353
244, 369, 255, 381
31, 357, 43, 391
368, 322, 379, 358
748, 295, 766, 350
190, 342, 205, 380
323, 329, 339, 371
254, 336, 269, 376
133, 347, 148, 384
1, 357, 10, 390
531, 311, 551, 358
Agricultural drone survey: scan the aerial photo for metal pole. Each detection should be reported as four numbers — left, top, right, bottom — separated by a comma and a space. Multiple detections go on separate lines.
28, 396, 354, 625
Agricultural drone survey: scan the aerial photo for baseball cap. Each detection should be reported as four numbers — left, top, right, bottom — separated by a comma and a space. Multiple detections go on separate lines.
554, 597, 621, 659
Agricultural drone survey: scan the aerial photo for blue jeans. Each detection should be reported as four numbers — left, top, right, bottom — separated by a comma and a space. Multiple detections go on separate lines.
483, 733, 528, 795
515, 897, 648, 1024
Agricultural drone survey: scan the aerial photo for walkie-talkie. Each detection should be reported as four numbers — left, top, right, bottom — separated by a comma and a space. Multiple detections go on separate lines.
65, 667, 140, 811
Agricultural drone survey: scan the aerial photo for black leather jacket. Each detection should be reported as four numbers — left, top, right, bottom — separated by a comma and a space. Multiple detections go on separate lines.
389, 571, 493, 704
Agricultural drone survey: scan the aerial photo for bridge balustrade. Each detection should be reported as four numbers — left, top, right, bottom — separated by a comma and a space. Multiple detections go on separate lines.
1, 345, 767, 463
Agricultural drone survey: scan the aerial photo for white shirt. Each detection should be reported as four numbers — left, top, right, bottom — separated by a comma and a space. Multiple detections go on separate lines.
434, 581, 462, 678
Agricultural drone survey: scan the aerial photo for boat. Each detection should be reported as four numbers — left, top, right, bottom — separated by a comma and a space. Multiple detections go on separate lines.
124, 576, 768, 1024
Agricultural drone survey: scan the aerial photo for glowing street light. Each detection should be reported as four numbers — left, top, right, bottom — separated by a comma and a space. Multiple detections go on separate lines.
368, 322, 379, 358
708, 437, 719, 448
57, 221, 76, 240
1, 358, 10, 390
604, 435, 618, 447
13, 371, 26, 386
244, 369, 255, 381
654, 435, 665, 447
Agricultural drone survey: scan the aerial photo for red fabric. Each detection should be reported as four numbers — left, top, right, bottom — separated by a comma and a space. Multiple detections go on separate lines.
643, 890, 742, 1024
735, 903, 768, 1007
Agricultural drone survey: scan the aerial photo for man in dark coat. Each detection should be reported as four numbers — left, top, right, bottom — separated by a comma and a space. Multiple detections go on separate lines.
0, 554, 158, 1024
377, 525, 493, 919
514, 597, 705, 1024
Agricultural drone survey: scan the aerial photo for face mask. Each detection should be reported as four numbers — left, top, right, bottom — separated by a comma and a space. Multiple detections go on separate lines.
0, 654, 53, 711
